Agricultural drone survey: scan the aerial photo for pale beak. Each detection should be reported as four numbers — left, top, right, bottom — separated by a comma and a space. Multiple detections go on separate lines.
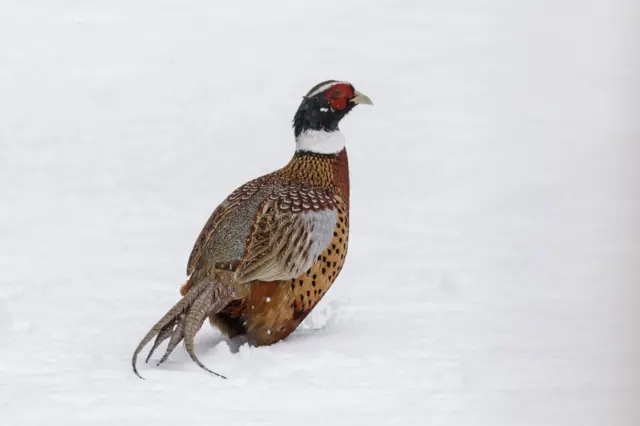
351, 90, 373, 106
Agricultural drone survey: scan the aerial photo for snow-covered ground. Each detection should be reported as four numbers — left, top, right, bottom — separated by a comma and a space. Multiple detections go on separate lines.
1, 1, 638, 424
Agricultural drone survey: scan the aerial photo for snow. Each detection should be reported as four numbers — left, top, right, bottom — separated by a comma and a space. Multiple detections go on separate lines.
1, 0, 638, 425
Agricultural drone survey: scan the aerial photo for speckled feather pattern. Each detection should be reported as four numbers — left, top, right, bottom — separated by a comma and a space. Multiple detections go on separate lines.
185, 149, 351, 345
186, 175, 276, 276
237, 197, 349, 345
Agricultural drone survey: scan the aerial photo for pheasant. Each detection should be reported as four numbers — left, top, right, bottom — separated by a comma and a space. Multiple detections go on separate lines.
131, 80, 372, 378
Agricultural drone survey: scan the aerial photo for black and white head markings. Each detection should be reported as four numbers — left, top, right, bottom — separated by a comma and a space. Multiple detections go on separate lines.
293, 80, 372, 154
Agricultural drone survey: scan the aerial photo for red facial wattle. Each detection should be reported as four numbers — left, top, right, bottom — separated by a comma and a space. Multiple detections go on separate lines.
324, 84, 354, 110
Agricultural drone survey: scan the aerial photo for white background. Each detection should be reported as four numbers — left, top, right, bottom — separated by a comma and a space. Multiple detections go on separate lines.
1, 1, 638, 424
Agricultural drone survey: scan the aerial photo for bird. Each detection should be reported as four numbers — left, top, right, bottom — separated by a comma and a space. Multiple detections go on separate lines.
131, 80, 372, 379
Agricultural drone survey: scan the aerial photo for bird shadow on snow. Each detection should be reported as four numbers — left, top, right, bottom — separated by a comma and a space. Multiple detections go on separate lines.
138, 299, 356, 379
188, 299, 351, 356
200, 332, 248, 354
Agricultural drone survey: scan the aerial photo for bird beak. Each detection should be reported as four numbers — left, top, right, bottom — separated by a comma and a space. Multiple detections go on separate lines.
351, 90, 373, 106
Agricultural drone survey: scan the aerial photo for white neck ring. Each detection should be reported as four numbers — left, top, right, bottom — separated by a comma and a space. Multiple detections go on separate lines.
295, 130, 345, 154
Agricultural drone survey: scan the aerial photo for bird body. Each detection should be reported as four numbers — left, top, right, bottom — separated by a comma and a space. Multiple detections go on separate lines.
185, 148, 350, 346
132, 80, 372, 378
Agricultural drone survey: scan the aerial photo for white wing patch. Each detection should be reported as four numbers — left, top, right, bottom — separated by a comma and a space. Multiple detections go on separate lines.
297, 209, 338, 275
234, 205, 338, 283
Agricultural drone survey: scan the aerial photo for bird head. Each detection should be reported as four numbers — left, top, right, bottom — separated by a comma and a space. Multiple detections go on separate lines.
293, 80, 373, 140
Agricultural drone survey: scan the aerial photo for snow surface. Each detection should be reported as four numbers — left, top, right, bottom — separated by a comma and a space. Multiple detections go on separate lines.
1, 1, 638, 425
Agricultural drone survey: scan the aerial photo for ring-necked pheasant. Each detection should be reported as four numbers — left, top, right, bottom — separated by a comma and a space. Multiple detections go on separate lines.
132, 80, 372, 378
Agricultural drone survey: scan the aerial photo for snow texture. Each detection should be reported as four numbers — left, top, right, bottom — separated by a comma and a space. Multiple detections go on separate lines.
0, 1, 638, 425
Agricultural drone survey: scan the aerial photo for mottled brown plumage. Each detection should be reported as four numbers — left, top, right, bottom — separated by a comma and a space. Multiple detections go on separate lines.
204, 151, 351, 346
132, 80, 372, 378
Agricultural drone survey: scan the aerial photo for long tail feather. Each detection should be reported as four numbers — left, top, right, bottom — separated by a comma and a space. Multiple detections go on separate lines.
145, 321, 175, 363
131, 279, 209, 379
183, 285, 228, 379
156, 313, 186, 366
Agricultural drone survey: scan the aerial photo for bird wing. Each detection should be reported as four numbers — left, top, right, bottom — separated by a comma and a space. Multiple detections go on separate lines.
234, 185, 339, 283
186, 174, 274, 276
